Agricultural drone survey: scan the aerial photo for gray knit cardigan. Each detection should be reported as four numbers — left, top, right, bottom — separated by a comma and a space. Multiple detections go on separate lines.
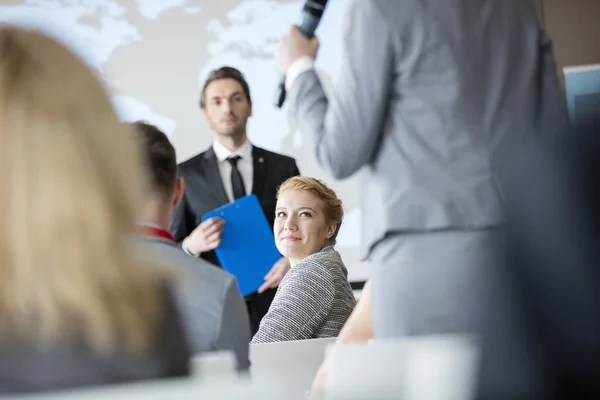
251, 246, 356, 343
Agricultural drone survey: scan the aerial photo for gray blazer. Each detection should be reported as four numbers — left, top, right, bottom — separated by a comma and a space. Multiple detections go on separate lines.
251, 246, 356, 343
287, 0, 568, 259
137, 236, 251, 371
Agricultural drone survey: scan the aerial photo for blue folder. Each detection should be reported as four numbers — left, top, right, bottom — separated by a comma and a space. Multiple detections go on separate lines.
202, 194, 282, 296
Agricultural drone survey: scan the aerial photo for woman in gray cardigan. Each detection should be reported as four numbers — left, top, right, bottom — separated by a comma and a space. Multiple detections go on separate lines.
251, 177, 356, 343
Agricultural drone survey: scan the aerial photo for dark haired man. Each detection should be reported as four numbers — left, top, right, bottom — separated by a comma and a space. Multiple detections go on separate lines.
171, 67, 300, 334
133, 121, 250, 371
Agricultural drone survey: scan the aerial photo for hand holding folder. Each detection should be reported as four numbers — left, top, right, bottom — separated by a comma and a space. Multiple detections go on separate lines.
202, 194, 283, 297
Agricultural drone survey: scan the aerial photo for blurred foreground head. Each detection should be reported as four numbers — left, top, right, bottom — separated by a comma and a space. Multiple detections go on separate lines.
0, 25, 166, 353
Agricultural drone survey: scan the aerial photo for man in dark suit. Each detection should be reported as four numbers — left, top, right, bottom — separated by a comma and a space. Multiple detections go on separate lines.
171, 66, 300, 334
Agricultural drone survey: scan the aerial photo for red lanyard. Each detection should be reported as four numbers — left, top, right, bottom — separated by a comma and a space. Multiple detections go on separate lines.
139, 226, 176, 243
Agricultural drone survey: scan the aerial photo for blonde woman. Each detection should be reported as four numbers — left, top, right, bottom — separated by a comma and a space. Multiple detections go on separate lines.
251, 177, 356, 343
0, 26, 189, 393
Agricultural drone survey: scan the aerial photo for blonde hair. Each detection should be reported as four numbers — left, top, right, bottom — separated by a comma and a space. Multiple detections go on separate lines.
277, 177, 344, 245
0, 26, 167, 354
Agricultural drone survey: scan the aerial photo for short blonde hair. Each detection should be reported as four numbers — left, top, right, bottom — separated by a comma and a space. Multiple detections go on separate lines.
277, 177, 344, 245
0, 26, 167, 354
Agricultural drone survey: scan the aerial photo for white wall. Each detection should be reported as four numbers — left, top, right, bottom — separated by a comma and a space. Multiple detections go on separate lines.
1, 0, 371, 282
534, 0, 600, 87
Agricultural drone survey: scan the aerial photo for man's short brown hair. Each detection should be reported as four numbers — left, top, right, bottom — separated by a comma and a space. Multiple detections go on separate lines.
199, 66, 252, 109
131, 121, 177, 199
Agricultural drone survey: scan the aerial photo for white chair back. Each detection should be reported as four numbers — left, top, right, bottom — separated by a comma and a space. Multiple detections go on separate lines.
190, 350, 237, 379
250, 337, 335, 398
327, 335, 478, 400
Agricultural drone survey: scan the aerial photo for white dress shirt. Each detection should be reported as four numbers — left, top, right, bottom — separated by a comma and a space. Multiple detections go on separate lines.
212, 139, 254, 202
285, 56, 315, 91
182, 140, 254, 256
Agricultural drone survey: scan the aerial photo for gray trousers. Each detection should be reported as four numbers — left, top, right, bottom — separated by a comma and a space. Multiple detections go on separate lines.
370, 229, 501, 338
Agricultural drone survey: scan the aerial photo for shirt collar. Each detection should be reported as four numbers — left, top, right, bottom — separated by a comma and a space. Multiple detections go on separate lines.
137, 221, 162, 230
212, 139, 253, 163
136, 223, 176, 243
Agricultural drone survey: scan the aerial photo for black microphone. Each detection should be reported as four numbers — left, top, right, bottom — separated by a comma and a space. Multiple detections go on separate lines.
275, 0, 328, 108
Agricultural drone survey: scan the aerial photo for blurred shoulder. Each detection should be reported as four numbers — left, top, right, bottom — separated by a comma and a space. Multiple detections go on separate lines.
141, 239, 236, 293
346, 0, 413, 28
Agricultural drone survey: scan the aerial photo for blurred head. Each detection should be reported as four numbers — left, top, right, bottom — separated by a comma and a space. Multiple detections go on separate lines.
0, 25, 166, 354
274, 177, 343, 265
131, 122, 184, 219
199, 66, 252, 142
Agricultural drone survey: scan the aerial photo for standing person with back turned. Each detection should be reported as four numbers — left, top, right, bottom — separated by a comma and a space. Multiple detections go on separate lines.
171, 67, 301, 334
276, 0, 568, 339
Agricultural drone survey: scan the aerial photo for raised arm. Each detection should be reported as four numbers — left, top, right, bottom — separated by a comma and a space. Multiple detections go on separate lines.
285, 1, 394, 180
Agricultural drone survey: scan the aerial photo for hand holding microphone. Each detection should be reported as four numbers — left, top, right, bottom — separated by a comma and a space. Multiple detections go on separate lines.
274, 0, 328, 107
276, 26, 320, 72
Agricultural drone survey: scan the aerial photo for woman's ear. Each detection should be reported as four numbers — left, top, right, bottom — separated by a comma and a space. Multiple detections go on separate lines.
325, 222, 336, 239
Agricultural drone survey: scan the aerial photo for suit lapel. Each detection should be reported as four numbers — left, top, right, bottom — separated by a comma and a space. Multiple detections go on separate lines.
203, 148, 230, 205
251, 146, 267, 198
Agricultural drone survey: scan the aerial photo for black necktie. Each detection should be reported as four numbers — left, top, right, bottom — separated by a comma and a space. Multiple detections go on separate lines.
227, 156, 246, 200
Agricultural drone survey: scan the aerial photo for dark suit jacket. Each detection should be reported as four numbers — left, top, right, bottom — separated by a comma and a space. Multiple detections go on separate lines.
170, 145, 299, 334
171, 145, 300, 267
0, 286, 190, 394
